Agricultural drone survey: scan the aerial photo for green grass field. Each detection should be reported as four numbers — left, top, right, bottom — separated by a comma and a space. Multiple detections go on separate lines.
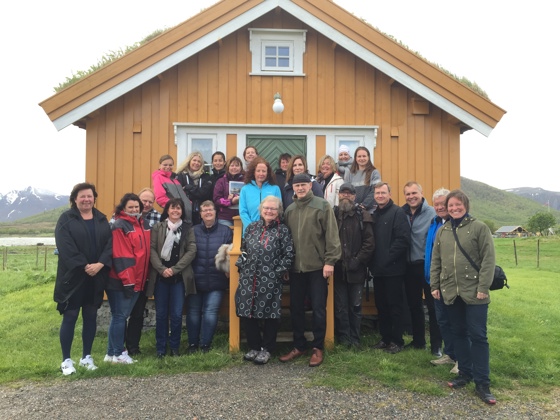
0, 237, 558, 405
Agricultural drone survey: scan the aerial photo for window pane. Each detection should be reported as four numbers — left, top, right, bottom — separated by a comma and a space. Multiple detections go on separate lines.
278, 58, 290, 67
265, 46, 276, 56
265, 57, 277, 67
278, 46, 290, 57
192, 139, 213, 167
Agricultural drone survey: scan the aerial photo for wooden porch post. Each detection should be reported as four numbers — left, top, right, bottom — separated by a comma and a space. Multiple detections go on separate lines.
228, 216, 242, 352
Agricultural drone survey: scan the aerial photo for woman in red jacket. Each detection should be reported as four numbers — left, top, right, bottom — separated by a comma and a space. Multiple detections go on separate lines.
105, 193, 151, 364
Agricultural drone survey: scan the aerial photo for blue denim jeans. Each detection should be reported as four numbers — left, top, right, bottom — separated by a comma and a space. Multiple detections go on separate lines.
447, 297, 490, 385
434, 295, 456, 359
186, 290, 224, 347
106, 290, 139, 357
154, 280, 185, 354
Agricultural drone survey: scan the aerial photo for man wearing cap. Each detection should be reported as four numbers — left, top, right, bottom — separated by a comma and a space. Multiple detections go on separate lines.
337, 145, 353, 177
280, 173, 341, 367
370, 182, 411, 354
333, 183, 375, 347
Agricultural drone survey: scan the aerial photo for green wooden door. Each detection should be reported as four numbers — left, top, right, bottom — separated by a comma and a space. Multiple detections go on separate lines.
247, 135, 306, 171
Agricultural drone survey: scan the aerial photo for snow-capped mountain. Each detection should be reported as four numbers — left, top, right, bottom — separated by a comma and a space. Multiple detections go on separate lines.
0, 187, 69, 222
505, 187, 560, 211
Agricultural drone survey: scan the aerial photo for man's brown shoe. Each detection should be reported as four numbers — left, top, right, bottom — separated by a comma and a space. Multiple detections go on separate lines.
309, 348, 323, 367
279, 348, 305, 363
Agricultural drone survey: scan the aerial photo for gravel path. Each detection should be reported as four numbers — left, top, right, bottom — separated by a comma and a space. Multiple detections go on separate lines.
1, 362, 557, 419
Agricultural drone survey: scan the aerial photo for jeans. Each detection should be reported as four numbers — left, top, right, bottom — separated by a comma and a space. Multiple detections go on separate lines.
217, 219, 233, 227
290, 270, 328, 350
433, 294, 456, 359
125, 291, 148, 353
404, 263, 426, 346
154, 280, 185, 354
447, 297, 490, 385
334, 277, 362, 346
373, 275, 405, 347
106, 290, 139, 357
186, 290, 224, 347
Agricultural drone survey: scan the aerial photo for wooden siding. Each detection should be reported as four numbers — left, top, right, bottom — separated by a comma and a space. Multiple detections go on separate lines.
85, 10, 464, 214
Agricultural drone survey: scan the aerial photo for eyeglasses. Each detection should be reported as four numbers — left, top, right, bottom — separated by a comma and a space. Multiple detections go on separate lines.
262, 206, 278, 212
201, 208, 216, 213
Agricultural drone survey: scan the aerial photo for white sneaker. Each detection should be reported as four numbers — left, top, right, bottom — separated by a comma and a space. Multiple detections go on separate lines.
60, 358, 76, 376
114, 351, 137, 364
104, 354, 117, 363
430, 354, 455, 366
450, 361, 459, 374
79, 355, 98, 370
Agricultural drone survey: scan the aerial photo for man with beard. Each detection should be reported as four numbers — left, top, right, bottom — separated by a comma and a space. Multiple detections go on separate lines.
333, 183, 375, 347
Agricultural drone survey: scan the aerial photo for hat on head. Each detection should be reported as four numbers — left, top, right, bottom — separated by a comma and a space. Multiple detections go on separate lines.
339, 182, 356, 194
292, 173, 311, 184
338, 145, 350, 154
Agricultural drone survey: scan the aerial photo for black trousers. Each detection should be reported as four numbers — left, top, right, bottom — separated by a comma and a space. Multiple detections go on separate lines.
373, 275, 405, 347
243, 318, 280, 352
404, 262, 426, 346
290, 270, 328, 350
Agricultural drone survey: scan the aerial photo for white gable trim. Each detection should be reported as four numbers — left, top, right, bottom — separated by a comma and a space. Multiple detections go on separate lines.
54, 0, 492, 136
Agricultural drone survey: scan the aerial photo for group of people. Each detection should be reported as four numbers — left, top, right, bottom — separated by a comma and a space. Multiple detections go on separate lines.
53, 143, 497, 405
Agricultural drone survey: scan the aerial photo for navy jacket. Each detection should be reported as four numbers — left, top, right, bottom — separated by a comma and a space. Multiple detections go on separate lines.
192, 221, 233, 292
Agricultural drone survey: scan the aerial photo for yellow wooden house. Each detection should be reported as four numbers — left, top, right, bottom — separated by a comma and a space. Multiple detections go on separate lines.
39, 0, 505, 350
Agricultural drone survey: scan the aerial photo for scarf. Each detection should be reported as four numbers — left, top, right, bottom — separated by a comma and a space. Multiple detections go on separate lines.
161, 219, 183, 261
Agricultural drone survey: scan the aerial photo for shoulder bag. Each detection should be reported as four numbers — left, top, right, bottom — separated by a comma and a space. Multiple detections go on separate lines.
451, 228, 509, 291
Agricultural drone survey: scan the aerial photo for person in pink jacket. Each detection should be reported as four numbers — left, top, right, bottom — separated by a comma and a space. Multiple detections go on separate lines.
152, 154, 181, 209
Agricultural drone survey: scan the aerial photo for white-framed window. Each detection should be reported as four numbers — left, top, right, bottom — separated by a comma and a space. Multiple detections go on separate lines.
337, 137, 362, 160
186, 134, 217, 171
249, 29, 306, 76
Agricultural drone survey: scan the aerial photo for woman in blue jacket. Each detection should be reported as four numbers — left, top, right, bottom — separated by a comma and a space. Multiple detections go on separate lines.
187, 200, 233, 353
239, 157, 281, 233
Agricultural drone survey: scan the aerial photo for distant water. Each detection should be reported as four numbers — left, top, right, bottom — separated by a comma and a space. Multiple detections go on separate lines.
0, 237, 56, 246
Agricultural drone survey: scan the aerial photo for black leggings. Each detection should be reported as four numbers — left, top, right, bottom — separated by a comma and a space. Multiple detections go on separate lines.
59, 304, 98, 361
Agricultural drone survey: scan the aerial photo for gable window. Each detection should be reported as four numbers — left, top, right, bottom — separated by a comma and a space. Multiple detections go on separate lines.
250, 29, 306, 76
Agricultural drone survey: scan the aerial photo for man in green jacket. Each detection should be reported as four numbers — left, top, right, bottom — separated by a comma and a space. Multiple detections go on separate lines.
280, 173, 341, 367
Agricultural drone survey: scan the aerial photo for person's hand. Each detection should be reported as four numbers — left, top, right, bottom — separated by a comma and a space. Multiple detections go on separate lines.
431, 290, 441, 300
162, 268, 174, 278
323, 264, 334, 278
85, 262, 104, 277
477, 292, 488, 300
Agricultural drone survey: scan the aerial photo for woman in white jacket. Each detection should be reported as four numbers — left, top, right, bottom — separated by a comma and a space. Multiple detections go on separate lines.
316, 155, 344, 207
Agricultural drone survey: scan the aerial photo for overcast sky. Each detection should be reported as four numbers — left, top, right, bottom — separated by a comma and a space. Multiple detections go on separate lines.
1, 0, 557, 195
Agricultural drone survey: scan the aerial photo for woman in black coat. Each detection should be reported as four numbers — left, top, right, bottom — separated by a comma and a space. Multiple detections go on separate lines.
235, 196, 294, 365
54, 182, 112, 375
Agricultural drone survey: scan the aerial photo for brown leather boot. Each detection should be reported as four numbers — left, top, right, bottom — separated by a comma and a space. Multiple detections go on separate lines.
279, 348, 305, 363
309, 348, 323, 367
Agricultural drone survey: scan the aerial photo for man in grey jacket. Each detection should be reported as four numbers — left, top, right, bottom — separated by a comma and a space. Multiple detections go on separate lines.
402, 182, 436, 353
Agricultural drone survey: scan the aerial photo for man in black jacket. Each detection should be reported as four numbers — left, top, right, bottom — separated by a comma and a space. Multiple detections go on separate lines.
333, 183, 375, 347
370, 182, 411, 354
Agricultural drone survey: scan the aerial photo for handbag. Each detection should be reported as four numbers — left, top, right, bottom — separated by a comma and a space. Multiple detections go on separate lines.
451, 228, 509, 291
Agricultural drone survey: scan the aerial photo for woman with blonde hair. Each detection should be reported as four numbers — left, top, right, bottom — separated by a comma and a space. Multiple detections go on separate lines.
316, 155, 344, 207
177, 151, 213, 225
